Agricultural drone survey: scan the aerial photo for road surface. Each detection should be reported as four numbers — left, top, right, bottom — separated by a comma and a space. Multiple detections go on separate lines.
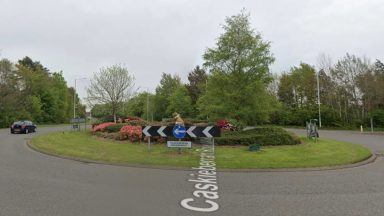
1, 127, 384, 216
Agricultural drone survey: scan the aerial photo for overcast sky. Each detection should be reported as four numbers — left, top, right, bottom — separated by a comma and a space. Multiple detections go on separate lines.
1, 0, 384, 99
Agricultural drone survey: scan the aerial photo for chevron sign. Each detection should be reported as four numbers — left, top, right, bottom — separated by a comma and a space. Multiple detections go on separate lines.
142, 126, 220, 138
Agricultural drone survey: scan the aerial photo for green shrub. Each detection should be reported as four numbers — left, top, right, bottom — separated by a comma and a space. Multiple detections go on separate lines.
105, 124, 126, 133
215, 126, 300, 146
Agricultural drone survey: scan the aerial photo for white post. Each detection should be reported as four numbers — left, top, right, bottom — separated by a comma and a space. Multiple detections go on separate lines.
73, 77, 87, 119
317, 70, 322, 128
146, 90, 149, 122
371, 118, 374, 133
73, 79, 76, 118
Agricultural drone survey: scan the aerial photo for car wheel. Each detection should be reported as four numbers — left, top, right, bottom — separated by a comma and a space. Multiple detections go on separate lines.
11, 130, 14, 134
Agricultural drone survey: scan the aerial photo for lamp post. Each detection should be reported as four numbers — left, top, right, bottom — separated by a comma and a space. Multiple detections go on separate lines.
142, 87, 151, 122
317, 70, 322, 128
73, 78, 87, 118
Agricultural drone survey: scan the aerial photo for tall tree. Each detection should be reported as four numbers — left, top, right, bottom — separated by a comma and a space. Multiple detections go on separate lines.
0, 57, 78, 127
153, 73, 181, 120
167, 86, 193, 117
198, 11, 276, 124
87, 65, 135, 122
332, 54, 369, 122
186, 66, 207, 104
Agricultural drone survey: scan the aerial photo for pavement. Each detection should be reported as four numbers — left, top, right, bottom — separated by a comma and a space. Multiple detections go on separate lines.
1, 127, 384, 216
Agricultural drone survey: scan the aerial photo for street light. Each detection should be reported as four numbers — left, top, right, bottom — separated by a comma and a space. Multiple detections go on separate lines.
73, 77, 87, 118
140, 87, 152, 122
317, 70, 322, 128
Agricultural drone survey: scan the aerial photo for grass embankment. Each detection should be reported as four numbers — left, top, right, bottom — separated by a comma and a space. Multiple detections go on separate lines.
30, 132, 372, 169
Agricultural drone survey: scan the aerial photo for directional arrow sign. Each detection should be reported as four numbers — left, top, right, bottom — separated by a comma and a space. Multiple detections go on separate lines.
173, 125, 186, 139
186, 126, 197, 138
202, 126, 213, 138
141, 125, 220, 138
143, 126, 151, 137
157, 126, 167, 137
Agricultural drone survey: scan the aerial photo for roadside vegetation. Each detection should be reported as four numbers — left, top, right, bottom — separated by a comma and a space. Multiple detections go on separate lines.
0, 57, 85, 128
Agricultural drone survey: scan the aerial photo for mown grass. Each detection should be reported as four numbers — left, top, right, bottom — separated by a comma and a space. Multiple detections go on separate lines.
215, 138, 372, 169
30, 132, 371, 169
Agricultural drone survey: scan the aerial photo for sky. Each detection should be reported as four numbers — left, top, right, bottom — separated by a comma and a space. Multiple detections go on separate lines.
1, 0, 384, 100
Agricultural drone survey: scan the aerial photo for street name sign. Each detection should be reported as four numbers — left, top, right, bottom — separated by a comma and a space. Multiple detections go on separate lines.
167, 141, 192, 148
70, 118, 85, 123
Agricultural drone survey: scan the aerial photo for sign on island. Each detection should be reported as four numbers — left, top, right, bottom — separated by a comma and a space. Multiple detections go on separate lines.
167, 141, 192, 148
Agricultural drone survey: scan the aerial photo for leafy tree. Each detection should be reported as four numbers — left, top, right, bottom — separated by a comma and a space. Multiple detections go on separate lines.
278, 63, 317, 108
25, 95, 43, 122
123, 92, 154, 120
167, 86, 193, 117
90, 104, 111, 118
153, 73, 181, 120
0, 59, 21, 126
203, 11, 274, 83
186, 66, 207, 104
198, 11, 276, 124
0, 57, 80, 127
87, 65, 135, 122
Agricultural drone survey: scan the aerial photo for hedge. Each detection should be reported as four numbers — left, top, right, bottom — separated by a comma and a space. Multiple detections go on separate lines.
215, 127, 301, 146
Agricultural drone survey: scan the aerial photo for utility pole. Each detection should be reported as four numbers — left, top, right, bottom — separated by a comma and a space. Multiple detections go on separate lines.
146, 90, 149, 122
73, 79, 76, 118
73, 78, 87, 119
317, 70, 322, 128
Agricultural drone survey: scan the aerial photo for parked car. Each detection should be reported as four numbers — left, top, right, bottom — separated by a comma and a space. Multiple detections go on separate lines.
10, 121, 37, 134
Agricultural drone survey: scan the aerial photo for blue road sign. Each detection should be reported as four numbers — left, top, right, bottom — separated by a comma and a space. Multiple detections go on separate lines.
173, 125, 186, 139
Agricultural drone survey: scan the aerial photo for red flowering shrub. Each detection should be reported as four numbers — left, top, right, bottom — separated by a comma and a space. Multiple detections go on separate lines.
120, 125, 142, 142
92, 122, 116, 133
122, 116, 146, 126
123, 116, 143, 122
216, 119, 235, 131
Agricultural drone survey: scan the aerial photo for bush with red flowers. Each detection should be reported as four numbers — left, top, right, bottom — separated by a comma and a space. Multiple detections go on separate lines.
92, 122, 116, 133
216, 119, 235, 131
119, 125, 142, 142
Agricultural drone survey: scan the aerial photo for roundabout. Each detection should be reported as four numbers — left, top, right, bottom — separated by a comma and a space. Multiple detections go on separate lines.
28, 130, 372, 170
1, 126, 384, 215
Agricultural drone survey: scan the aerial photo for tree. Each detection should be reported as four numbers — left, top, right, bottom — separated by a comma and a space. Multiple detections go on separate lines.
0, 57, 77, 127
87, 65, 135, 122
186, 66, 207, 104
153, 73, 182, 120
0, 59, 21, 126
123, 92, 154, 120
167, 86, 193, 117
203, 11, 274, 83
332, 54, 369, 122
198, 11, 276, 124
276, 63, 318, 125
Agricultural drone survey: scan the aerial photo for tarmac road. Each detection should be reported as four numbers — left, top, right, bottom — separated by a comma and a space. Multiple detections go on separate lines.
1, 127, 384, 216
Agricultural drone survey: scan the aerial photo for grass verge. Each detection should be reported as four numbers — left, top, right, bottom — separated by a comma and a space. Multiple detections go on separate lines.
30, 131, 372, 169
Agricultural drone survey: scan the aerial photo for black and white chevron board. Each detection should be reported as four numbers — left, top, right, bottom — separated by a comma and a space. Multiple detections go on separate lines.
142, 126, 220, 138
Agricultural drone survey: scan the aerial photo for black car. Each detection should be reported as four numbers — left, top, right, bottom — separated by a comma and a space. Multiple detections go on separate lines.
10, 121, 37, 134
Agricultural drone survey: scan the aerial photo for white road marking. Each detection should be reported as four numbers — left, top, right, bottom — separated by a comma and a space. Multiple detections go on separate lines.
180, 139, 219, 212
